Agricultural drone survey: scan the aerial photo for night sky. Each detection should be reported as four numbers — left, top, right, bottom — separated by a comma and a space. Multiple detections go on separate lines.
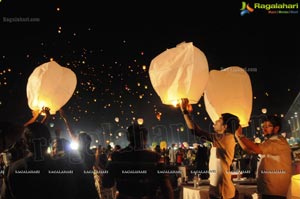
0, 1, 299, 146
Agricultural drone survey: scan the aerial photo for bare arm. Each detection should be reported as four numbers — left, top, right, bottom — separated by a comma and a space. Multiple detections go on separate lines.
180, 98, 214, 142
235, 126, 262, 154
59, 109, 77, 141
40, 107, 51, 124
24, 110, 41, 127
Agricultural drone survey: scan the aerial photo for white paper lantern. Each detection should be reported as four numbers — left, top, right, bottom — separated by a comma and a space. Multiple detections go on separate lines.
149, 42, 209, 105
26, 61, 77, 115
204, 66, 253, 127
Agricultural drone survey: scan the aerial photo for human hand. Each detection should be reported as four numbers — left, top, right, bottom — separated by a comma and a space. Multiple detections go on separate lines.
180, 98, 193, 113
41, 107, 51, 116
180, 98, 189, 112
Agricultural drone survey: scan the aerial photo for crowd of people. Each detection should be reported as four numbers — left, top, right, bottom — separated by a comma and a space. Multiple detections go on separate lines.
0, 98, 295, 199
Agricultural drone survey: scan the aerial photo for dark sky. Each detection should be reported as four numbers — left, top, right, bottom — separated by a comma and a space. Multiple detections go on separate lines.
0, 0, 299, 145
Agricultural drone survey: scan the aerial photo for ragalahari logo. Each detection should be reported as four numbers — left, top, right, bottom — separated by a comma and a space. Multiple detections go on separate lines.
240, 2, 254, 16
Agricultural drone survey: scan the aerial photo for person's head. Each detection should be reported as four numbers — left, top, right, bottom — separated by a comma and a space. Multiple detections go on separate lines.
24, 122, 51, 157
0, 122, 24, 153
114, 145, 121, 151
78, 131, 92, 150
213, 113, 240, 134
126, 123, 148, 148
262, 115, 281, 137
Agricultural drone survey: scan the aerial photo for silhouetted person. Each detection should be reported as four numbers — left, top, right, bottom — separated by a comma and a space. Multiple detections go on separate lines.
102, 123, 174, 199
6, 122, 98, 199
195, 144, 209, 179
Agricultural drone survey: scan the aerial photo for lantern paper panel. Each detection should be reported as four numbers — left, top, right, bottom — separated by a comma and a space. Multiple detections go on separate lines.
26, 61, 77, 115
149, 42, 209, 105
160, 141, 167, 150
291, 174, 300, 198
204, 66, 253, 127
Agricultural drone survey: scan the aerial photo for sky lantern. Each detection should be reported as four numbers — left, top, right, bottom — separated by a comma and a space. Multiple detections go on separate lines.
261, 108, 267, 114
160, 141, 167, 150
26, 61, 77, 115
291, 174, 300, 198
204, 66, 253, 127
137, 118, 144, 125
149, 42, 209, 106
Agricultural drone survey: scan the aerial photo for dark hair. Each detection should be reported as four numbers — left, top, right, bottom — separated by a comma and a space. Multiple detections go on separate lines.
126, 123, 148, 147
24, 122, 51, 154
221, 113, 240, 133
263, 115, 282, 132
78, 132, 92, 147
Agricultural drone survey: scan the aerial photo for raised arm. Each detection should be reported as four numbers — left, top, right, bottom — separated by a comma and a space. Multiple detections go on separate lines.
40, 107, 51, 124
180, 98, 214, 142
24, 110, 41, 127
59, 109, 77, 142
235, 125, 262, 154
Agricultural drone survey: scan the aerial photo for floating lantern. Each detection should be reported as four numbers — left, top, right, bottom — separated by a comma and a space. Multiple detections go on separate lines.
204, 66, 253, 127
26, 61, 77, 115
149, 42, 209, 105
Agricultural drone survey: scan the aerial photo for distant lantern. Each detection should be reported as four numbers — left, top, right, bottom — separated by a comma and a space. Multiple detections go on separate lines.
26, 61, 77, 115
182, 142, 189, 149
149, 42, 209, 106
137, 118, 144, 125
115, 117, 120, 123
204, 66, 253, 127
160, 141, 167, 150
261, 108, 267, 114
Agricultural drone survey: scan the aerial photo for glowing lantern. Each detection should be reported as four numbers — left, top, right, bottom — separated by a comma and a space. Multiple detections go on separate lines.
115, 117, 119, 123
137, 118, 144, 125
149, 42, 209, 105
182, 142, 189, 149
291, 174, 300, 198
151, 142, 158, 150
26, 61, 77, 115
261, 108, 267, 114
160, 141, 167, 150
204, 66, 252, 127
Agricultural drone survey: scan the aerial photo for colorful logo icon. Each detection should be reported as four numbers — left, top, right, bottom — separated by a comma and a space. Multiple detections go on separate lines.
240, 2, 254, 16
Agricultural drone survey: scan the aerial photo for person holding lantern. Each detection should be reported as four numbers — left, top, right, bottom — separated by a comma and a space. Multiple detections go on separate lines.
5, 122, 99, 199
235, 115, 292, 199
180, 98, 239, 199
